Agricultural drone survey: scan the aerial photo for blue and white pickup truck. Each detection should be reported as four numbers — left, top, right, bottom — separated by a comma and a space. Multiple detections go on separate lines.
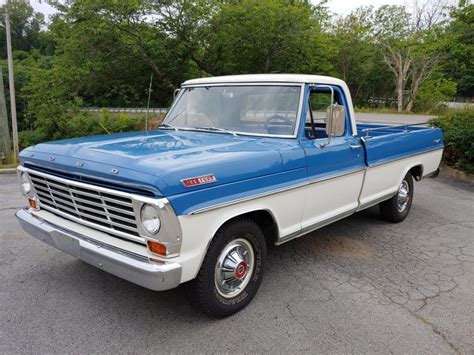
16, 74, 443, 316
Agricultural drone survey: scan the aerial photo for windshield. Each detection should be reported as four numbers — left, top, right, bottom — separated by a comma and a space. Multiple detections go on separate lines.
164, 85, 302, 137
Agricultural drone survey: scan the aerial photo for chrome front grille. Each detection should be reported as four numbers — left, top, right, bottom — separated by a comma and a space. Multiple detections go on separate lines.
28, 170, 144, 244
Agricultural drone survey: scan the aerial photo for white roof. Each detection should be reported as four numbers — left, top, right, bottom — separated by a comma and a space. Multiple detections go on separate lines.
182, 74, 346, 86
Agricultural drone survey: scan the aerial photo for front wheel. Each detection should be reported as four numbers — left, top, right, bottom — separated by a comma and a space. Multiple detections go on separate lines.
188, 218, 266, 317
379, 173, 414, 223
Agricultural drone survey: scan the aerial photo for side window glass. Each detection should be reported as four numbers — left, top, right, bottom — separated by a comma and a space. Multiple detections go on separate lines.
305, 89, 345, 140
305, 91, 331, 139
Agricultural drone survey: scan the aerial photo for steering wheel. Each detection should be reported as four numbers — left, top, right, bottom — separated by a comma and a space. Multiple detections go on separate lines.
264, 115, 293, 133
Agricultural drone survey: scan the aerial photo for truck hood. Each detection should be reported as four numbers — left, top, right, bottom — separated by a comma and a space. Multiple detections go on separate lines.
19, 130, 303, 197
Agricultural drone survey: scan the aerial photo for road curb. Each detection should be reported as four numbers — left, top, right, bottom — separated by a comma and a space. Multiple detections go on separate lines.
0, 168, 16, 175
439, 166, 473, 185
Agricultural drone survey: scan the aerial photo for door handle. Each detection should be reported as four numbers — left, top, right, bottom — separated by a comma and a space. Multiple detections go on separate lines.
350, 144, 361, 149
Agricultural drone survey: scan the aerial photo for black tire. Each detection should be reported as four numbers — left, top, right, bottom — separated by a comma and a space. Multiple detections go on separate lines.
379, 172, 414, 223
188, 218, 266, 317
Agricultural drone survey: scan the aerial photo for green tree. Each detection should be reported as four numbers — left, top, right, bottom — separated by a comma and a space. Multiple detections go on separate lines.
0, 2, 55, 132
332, 7, 393, 106
0, 1, 54, 57
442, 1, 473, 97
198, 0, 333, 75
47, 0, 205, 106
374, 2, 449, 112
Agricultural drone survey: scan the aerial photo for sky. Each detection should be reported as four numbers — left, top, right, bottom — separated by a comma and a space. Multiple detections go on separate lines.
30, 0, 415, 20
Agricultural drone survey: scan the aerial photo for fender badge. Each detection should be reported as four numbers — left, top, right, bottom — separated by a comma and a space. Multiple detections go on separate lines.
111, 168, 119, 174
181, 174, 217, 187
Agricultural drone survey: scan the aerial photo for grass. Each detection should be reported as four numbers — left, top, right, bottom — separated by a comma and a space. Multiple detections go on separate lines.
0, 162, 18, 169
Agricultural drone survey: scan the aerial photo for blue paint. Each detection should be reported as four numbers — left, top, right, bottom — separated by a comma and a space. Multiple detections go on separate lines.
19, 130, 306, 199
357, 124, 444, 166
298, 84, 365, 182
170, 168, 308, 215
18, 83, 444, 217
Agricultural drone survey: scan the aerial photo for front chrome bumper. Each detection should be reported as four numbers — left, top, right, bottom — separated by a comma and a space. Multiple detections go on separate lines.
16, 208, 182, 291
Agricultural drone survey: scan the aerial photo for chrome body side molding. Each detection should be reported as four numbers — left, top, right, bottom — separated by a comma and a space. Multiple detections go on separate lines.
187, 149, 444, 216
188, 167, 365, 215
356, 192, 397, 211
276, 209, 355, 245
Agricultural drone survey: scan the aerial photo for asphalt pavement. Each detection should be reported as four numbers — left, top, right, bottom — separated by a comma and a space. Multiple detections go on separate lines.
1, 170, 473, 353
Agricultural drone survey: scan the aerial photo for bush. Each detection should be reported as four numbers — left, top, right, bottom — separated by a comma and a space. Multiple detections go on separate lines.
19, 110, 148, 150
414, 76, 457, 113
19, 128, 47, 149
432, 109, 474, 174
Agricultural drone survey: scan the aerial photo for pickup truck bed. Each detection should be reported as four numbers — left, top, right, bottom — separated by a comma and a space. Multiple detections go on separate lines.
357, 123, 443, 167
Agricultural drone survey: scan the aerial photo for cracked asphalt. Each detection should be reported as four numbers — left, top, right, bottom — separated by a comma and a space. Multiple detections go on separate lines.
1, 173, 473, 354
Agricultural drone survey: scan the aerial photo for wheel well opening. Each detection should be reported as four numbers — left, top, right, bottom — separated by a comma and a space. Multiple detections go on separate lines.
222, 210, 279, 247
409, 165, 423, 181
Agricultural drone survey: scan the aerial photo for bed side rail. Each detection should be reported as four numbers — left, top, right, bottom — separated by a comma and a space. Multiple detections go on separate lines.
360, 122, 429, 138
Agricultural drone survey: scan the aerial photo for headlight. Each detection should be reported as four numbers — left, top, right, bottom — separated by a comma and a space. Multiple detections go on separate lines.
140, 204, 161, 235
20, 172, 32, 196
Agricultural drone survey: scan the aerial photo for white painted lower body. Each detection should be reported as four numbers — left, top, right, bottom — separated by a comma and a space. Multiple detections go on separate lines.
177, 148, 443, 283
358, 149, 443, 209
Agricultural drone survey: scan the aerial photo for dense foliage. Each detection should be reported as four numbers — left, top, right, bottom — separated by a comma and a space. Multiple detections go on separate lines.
19, 110, 148, 148
432, 109, 474, 174
0, 0, 471, 158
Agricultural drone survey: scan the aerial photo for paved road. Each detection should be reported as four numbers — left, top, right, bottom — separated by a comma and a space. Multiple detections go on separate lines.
1, 173, 473, 354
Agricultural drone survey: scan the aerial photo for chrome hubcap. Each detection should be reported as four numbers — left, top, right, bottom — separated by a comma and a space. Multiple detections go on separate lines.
215, 238, 254, 298
397, 180, 410, 212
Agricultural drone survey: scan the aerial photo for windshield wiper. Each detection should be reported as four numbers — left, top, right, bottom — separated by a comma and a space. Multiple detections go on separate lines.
158, 123, 179, 131
193, 126, 238, 136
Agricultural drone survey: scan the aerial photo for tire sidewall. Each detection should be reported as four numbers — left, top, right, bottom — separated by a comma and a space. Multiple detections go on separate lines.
200, 220, 266, 316
379, 172, 415, 223
398, 173, 414, 219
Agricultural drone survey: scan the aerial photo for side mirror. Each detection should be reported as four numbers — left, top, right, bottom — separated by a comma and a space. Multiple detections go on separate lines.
173, 88, 181, 100
325, 104, 345, 137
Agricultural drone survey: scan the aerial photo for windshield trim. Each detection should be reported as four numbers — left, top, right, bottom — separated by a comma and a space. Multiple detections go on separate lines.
163, 82, 305, 139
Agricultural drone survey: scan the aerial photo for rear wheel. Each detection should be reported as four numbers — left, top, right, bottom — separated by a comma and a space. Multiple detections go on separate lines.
379, 173, 414, 223
189, 218, 266, 317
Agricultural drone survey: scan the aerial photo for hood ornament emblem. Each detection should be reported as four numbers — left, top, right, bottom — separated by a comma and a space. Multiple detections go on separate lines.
48, 156, 55, 161
111, 168, 119, 174
181, 174, 217, 187
76, 161, 84, 167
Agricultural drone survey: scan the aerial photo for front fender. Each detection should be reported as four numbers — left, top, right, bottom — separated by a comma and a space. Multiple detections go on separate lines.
176, 185, 306, 282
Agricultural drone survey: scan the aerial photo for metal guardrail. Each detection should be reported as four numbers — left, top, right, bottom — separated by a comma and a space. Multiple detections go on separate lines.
82, 102, 474, 114
442, 102, 474, 109
81, 108, 168, 114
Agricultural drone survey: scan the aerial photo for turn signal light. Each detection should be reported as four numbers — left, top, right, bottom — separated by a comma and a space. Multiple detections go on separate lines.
28, 199, 37, 209
147, 240, 167, 256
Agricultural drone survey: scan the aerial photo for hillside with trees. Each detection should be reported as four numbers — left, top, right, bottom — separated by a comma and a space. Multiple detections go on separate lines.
0, 0, 472, 148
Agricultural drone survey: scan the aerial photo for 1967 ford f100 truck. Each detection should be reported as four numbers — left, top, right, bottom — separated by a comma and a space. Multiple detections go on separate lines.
16, 74, 443, 316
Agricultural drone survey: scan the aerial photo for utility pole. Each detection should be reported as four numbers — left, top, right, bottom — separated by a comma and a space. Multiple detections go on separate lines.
0, 67, 12, 163
5, 2, 19, 161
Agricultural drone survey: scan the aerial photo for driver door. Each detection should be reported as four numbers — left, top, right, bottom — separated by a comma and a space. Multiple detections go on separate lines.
300, 87, 365, 230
